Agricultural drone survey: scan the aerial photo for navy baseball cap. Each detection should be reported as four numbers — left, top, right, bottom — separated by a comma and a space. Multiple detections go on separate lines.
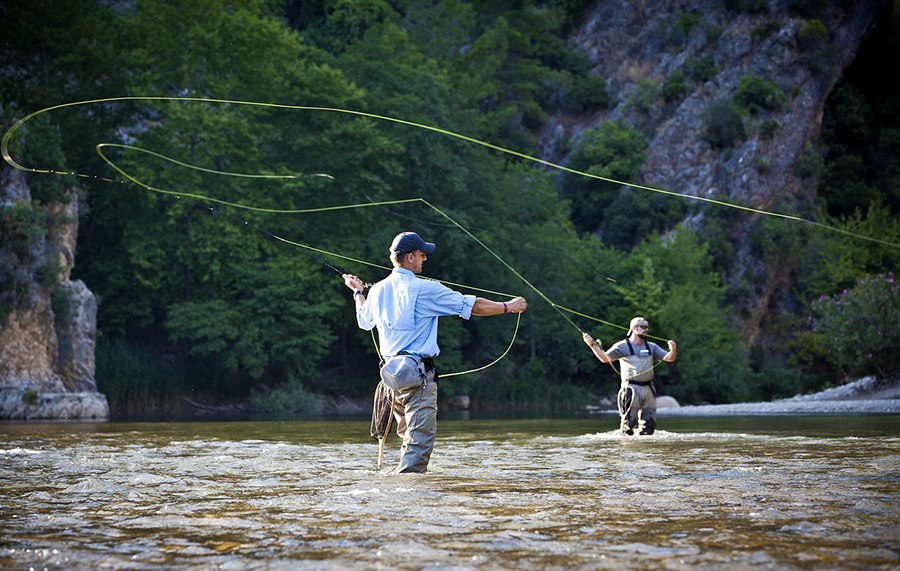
391, 232, 435, 255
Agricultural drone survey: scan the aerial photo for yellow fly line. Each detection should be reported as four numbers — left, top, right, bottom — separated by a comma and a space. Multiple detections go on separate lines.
3, 95, 897, 375
8, 95, 900, 249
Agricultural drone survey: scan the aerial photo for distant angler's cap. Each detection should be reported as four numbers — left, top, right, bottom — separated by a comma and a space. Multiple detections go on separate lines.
391, 232, 436, 255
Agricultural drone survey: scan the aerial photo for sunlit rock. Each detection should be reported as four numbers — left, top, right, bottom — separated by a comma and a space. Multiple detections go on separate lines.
0, 153, 108, 420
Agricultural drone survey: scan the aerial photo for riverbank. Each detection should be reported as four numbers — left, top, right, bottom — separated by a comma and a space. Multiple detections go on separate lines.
657, 375, 900, 416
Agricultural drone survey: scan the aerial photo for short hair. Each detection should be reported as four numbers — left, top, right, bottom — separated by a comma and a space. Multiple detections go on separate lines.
390, 250, 414, 266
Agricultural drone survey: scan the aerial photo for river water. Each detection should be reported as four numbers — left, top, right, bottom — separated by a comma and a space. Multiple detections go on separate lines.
2, 414, 898, 570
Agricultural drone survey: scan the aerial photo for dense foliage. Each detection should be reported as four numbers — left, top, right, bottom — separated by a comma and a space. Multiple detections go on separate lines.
810, 272, 899, 379
1, 0, 897, 414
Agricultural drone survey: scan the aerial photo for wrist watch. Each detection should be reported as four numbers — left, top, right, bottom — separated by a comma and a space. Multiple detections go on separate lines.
354, 290, 365, 297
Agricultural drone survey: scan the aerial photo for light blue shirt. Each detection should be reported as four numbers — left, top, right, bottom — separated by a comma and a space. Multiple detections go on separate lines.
356, 268, 476, 358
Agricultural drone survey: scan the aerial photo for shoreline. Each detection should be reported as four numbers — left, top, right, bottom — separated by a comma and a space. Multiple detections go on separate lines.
657, 398, 900, 416
657, 375, 900, 416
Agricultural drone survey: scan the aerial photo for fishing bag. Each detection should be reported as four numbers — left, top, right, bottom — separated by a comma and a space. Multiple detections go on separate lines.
379, 353, 427, 392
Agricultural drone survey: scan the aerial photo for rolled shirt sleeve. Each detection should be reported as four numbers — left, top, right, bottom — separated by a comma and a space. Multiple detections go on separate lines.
416, 279, 476, 320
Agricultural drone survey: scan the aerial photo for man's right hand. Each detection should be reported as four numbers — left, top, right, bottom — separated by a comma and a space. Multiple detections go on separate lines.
343, 273, 363, 292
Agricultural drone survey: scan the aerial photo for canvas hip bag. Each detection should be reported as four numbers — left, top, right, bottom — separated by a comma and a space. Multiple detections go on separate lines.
379, 353, 427, 392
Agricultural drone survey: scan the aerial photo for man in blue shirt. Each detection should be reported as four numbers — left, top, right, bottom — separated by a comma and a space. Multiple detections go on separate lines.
343, 232, 527, 472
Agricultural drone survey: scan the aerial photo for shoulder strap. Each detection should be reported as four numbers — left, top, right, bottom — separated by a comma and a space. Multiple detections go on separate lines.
627, 339, 657, 357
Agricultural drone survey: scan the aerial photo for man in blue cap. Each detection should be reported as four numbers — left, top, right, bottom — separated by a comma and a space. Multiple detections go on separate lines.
343, 231, 527, 472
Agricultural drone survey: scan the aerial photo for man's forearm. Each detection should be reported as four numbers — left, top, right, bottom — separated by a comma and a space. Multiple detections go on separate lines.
471, 297, 505, 316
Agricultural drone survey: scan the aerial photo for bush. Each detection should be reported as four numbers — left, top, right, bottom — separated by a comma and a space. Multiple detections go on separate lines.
668, 11, 703, 46
1, 201, 46, 264
662, 70, 686, 102
752, 20, 781, 43
568, 74, 611, 112
734, 74, 788, 114
50, 284, 73, 327
17, 113, 70, 204
702, 99, 745, 149
795, 144, 825, 178
758, 118, 779, 139
798, 19, 827, 51
560, 121, 647, 234
819, 153, 883, 215
685, 56, 717, 83
0, 201, 48, 320
22, 390, 39, 405
810, 272, 900, 379
626, 77, 660, 113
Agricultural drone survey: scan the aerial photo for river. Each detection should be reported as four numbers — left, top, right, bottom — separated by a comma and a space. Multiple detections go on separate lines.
2, 414, 898, 570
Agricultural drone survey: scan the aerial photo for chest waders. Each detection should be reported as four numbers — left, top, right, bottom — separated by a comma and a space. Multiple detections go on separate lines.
370, 358, 439, 469
616, 339, 657, 435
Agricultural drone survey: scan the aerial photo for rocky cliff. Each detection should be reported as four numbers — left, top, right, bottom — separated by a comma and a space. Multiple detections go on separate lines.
542, 0, 891, 345
0, 142, 109, 419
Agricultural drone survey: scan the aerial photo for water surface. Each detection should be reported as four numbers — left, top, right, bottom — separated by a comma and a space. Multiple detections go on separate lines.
2, 415, 898, 569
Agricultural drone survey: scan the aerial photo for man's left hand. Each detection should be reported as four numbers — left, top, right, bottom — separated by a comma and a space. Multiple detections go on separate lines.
507, 296, 527, 313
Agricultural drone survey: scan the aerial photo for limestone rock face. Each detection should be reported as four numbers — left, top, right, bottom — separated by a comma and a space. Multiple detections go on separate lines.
0, 284, 65, 393
559, 0, 889, 209
542, 0, 891, 344
55, 279, 99, 392
0, 154, 108, 419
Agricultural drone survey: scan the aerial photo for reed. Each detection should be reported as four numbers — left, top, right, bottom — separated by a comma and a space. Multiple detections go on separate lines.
95, 337, 191, 416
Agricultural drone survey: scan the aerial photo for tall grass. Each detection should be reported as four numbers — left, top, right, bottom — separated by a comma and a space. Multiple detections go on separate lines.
95, 337, 191, 416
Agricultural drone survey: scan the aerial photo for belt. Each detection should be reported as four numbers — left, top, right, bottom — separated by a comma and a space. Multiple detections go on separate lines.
393, 352, 438, 378
626, 379, 653, 386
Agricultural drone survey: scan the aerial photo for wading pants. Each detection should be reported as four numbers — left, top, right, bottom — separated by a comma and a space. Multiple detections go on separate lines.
392, 369, 437, 473
618, 382, 657, 435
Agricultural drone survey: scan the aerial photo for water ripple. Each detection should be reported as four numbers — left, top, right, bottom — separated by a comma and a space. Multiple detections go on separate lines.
2, 416, 899, 569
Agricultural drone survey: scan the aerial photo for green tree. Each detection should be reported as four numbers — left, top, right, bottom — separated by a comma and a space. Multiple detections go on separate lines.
560, 121, 647, 236
630, 230, 748, 404
599, 189, 686, 251
819, 154, 882, 213
451, 15, 548, 150
167, 256, 340, 383
798, 203, 900, 297
63, 0, 402, 402
613, 257, 663, 318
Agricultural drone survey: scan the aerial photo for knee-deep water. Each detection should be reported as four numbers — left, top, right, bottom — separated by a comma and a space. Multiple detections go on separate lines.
2, 415, 898, 570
